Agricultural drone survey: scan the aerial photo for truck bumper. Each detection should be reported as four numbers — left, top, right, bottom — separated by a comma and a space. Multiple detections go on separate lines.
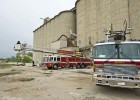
92, 74, 140, 88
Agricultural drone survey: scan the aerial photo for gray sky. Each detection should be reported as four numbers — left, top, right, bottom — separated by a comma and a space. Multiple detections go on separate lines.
0, 0, 76, 58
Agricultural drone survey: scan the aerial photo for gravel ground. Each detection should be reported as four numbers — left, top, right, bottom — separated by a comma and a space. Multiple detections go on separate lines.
0, 65, 140, 100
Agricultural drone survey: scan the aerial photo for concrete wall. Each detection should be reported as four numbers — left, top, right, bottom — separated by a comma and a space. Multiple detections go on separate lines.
51, 40, 67, 50
33, 26, 44, 62
33, 10, 76, 62
129, 0, 140, 39
76, 0, 130, 48
76, 0, 140, 58
76, 0, 140, 48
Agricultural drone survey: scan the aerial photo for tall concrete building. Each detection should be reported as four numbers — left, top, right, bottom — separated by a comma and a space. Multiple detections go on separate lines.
76, 0, 140, 57
129, 0, 140, 39
76, 0, 130, 49
33, 10, 76, 62
33, 0, 140, 62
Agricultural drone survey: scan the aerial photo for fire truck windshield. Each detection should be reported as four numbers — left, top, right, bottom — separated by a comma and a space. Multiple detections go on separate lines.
42, 57, 49, 62
93, 43, 140, 59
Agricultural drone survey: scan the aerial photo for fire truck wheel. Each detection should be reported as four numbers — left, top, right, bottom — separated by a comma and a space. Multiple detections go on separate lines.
81, 64, 85, 68
53, 64, 58, 70
69, 65, 73, 69
76, 64, 81, 69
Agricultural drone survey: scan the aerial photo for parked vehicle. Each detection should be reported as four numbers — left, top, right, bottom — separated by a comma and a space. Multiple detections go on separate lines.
41, 50, 91, 70
91, 20, 140, 88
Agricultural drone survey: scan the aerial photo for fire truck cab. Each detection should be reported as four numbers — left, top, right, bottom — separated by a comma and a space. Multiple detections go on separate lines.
92, 20, 140, 88
92, 41, 140, 88
41, 55, 61, 69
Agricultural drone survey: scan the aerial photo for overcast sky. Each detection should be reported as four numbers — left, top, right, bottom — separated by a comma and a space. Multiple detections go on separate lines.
0, 0, 76, 58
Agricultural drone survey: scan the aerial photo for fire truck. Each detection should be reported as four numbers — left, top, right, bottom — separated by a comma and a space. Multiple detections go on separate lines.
92, 20, 140, 88
41, 50, 91, 70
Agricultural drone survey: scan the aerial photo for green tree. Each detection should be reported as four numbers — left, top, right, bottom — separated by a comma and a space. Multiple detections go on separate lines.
6, 56, 17, 62
23, 56, 32, 63
15, 52, 33, 63
4, 52, 33, 63
27, 52, 33, 57
23, 52, 33, 63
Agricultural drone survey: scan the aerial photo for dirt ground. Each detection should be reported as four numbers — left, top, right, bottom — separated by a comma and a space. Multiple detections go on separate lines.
0, 65, 140, 100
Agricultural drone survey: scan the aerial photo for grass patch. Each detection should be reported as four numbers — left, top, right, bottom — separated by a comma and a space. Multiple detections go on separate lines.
0, 64, 16, 69
19, 77, 34, 82
76, 71, 92, 75
0, 71, 21, 77
84, 97, 95, 100
11, 69, 24, 72
4, 87, 18, 92
49, 71, 53, 72
41, 67, 48, 70
11, 69, 16, 71
76, 87, 82, 89
43, 72, 52, 77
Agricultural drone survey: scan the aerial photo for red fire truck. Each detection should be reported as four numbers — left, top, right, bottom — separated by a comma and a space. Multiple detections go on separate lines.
92, 20, 140, 88
41, 50, 91, 70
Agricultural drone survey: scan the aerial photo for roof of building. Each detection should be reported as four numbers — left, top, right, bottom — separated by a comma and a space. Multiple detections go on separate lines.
33, 8, 76, 33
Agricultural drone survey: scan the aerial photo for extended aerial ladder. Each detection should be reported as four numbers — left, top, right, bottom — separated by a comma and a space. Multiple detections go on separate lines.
14, 41, 83, 66
14, 41, 58, 66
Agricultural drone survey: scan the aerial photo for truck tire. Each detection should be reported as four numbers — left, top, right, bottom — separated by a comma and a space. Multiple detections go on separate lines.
53, 64, 58, 70
81, 64, 85, 69
69, 65, 73, 69
76, 64, 81, 69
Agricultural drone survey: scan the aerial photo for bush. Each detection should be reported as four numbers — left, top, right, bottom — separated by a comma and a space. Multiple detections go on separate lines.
23, 56, 32, 63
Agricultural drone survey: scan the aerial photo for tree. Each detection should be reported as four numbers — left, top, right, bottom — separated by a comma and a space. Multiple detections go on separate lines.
4, 52, 33, 63
23, 56, 32, 63
23, 52, 33, 63
16, 52, 33, 63
27, 52, 33, 57
6, 56, 17, 62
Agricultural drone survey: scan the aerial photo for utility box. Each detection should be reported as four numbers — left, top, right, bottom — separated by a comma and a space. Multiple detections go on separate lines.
51, 40, 67, 50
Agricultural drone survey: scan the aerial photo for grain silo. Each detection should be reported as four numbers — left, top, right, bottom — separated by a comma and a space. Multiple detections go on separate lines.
33, 25, 44, 61
33, 31, 37, 61
33, 9, 76, 62
129, 0, 140, 39
46, 10, 76, 49
75, 0, 131, 57
76, 0, 131, 46
76, 0, 86, 48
